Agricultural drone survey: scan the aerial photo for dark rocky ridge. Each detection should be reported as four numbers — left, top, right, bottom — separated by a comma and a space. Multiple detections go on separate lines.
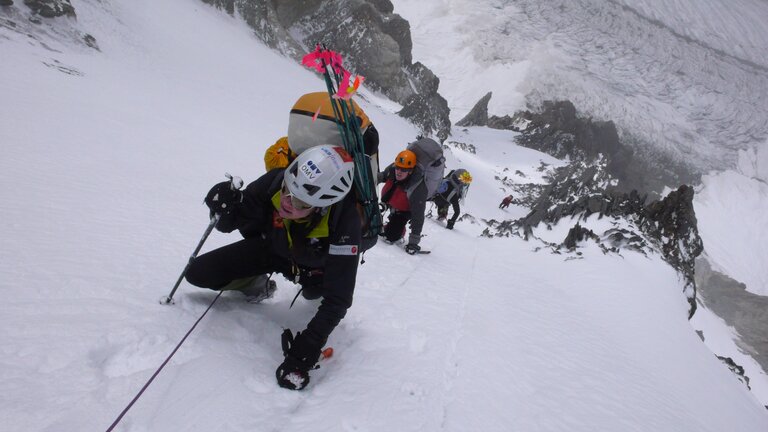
718, 357, 751, 390
456, 91, 492, 127
461, 94, 699, 194
482, 156, 703, 318
23, 0, 74, 18
201, 0, 451, 141
1, 0, 98, 50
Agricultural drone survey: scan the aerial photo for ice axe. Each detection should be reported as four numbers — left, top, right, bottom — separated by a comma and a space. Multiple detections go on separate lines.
159, 173, 243, 305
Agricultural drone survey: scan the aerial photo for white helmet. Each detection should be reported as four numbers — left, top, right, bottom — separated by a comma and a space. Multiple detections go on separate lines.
283, 145, 355, 207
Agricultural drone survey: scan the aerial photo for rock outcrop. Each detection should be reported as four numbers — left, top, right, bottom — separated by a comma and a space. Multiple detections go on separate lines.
472, 97, 698, 194
202, 0, 451, 140
456, 92, 492, 127
2, 0, 97, 50
644, 185, 703, 315
482, 156, 703, 318
717, 356, 751, 390
24, 0, 74, 18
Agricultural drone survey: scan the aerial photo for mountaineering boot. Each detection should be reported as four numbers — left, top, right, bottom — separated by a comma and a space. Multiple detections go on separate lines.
243, 279, 277, 303
220, 275, 277, 303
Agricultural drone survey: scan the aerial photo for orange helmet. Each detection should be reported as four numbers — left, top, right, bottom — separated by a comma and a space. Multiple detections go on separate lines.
458, 171, 473, 184
394, 150, 417, 169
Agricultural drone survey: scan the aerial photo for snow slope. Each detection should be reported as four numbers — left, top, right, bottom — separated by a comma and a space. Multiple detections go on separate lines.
394, 0, 768, 407
1, 1, 767, 431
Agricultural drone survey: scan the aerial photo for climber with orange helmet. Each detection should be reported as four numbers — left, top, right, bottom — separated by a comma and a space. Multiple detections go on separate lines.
433, 169, 472, 230
378, 149, 419, 244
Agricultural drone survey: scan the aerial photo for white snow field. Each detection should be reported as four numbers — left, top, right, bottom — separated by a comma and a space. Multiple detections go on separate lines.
1, 1, 767, 431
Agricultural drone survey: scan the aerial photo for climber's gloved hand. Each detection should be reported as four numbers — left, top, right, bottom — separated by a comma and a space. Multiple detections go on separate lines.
204, 181, 242, 215
276, 330, 322, 390
405, 243, 421, 255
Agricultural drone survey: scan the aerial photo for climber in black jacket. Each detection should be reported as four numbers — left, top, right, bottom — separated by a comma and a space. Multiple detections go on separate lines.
186, 145, 361, 391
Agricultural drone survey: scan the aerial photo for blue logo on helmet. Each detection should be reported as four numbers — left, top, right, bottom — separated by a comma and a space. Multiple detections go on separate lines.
300, 159, 323, 180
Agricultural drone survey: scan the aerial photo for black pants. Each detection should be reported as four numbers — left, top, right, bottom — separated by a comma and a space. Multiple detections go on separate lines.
186, 236, 291, 290
383, 210, 411, 242
434, 195, 460, 224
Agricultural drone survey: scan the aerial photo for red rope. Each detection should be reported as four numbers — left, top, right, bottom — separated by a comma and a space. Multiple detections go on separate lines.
105, 291, 223, 432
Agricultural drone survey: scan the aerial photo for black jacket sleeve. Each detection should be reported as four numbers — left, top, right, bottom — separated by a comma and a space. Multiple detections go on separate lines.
302, 192, 361, 347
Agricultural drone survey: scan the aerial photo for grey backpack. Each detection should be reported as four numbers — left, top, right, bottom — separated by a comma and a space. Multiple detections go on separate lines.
407, 137, 446, 198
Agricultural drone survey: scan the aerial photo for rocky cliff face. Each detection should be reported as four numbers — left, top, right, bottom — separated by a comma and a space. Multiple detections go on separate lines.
460, 95, 698, 194
202, 0, 451, 140
482, 156, 703, 318
456, 91, 492, 127
0, 0, 98, 50
23, 0, 74, 18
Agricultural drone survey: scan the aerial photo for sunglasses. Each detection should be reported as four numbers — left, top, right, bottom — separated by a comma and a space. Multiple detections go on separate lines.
395, 167, 413, 173
281, 183, 314, 211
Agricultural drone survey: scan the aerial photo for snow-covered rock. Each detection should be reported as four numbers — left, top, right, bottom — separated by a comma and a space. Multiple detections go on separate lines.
201, 0, 451, 140
24, 0, 74, 18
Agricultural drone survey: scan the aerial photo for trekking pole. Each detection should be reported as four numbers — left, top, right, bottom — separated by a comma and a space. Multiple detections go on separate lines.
158, 214, 219, 305
159, 174, 243, 305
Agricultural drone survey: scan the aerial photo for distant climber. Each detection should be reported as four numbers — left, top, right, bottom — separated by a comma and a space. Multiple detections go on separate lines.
433, 169, 472, 230
499, 194, 513, 209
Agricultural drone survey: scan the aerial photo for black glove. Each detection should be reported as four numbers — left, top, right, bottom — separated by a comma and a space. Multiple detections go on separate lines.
204, 181, 242, 215
446, 220, 455, 230
405, 243, 420, 255
276, 330, 322, 390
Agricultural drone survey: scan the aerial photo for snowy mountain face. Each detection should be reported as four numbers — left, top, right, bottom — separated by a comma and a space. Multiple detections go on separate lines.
201, 0, 452, 140
0, 0, 97, 50
391, 0, 768, 176
394, 0, 768, 412
2, 0, 768, 431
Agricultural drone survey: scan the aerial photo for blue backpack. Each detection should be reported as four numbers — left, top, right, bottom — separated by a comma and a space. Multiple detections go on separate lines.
436, 179, 450, 194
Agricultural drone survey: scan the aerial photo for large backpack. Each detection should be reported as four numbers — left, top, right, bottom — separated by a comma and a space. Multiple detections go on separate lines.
448, 169, 471, 200
407, 137, 446, 198
286, 92, 381, 252
435, 169, 469, 200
